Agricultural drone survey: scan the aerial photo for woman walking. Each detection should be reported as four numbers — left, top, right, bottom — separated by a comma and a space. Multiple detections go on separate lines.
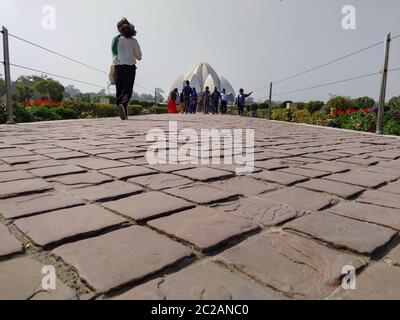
112, 18, 142, 120
168, 88, 179, 113
190, 88, 198, 114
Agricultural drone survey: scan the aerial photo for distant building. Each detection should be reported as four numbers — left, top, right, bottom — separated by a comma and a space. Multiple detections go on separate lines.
170, 62, 236, 102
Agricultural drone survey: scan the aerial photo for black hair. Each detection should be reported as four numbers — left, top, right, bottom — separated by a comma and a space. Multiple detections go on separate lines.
117, 18, 137, 38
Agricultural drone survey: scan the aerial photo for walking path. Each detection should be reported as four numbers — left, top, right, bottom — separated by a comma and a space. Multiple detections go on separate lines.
1, 114, 400, 300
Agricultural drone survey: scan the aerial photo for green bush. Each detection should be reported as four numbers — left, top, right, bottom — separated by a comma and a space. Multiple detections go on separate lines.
327, 96, 354, 112
30, 105, 62, 122
258, 103, 269, 110
54, 107, 77, 119
257, 109, 269, 119
353, 96, 375, 110
305, 101, 324, 113
14, 103, 34, 123
294, 109, 311, 123
333, 112, 377, 133
383, 120, 400, 136
388, 96, 400, 112
0, 106, 7, 124
128, 105, 142, 116
271, 109, 293, 122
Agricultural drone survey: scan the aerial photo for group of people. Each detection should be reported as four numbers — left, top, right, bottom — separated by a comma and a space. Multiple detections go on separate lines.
168, 81, 253, 116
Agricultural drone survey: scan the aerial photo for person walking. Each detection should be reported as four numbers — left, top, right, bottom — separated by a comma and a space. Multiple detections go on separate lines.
202, 87, 211, 114
179, 91, 185, 113
211, 87, 221, 115
183, 81, 193, 114
112, 18, 142, 120
190, 87, 198, 114
168, 88, 179, 113
236, 89, 253, 116
220, 88, 228, 115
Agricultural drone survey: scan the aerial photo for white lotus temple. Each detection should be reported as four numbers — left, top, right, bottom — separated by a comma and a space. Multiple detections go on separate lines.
170, 62, 236, 102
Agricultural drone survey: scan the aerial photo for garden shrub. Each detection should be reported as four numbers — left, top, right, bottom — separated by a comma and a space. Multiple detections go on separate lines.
257, 109, 269, 119
30, 105, 62, 122
383, 120, 400, 136
305, 101, 324, 113
271, 108, 293, 122
327, 96, 354, 112
353, 96, 375, 110
13, 103, 34, 123
128, 105, 142, 116
54, 107, 77, 119
388, 96, 400, 112
294, 109, 311, 123
0, 105, 7, 124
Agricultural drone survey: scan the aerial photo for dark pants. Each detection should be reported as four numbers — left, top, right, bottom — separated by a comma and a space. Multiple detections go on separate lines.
211, 101, 219, 114
221, 101, 227, 114
115, 65, 136, 115
184, 97, 191, 114
238, 105, 245, 116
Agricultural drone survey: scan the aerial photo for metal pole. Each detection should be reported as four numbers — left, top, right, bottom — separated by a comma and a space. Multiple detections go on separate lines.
2, 26, 14, 124
376, 33, 391, 134
268, 82, 273, 119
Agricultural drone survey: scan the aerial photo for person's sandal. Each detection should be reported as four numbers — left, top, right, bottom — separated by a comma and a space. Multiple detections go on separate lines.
118, 104, 126, 120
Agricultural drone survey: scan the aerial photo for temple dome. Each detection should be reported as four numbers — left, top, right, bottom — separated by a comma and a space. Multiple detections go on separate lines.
170, 62, 235, 101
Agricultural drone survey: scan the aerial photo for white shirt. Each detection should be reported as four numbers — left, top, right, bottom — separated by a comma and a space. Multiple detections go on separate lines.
115, 37, 142, 66
221, 92, 228, 102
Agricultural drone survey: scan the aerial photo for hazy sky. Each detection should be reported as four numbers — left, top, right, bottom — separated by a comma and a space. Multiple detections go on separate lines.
1, 0, 399, 102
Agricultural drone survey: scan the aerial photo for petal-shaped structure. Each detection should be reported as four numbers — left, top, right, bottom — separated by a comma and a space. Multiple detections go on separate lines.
170, 62, 233, 96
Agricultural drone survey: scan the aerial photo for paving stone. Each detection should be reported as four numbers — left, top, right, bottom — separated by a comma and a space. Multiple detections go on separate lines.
0, 170, 34, 183
15, 205, 127, 248
174, 167, 234, 181
209, 177, 278, 196
0, 164, 15, 172
381, 159, 400, 169
279, 167, 329, 178
217, 231, 365, 299
0, 223, 23, 257
297, 179, 365, 198
0, 149, 33, 158
53, 226, 193, 293
12, 160, 64, 170
263, 187, 334, 212
387, 245, 400, 266
113, 261, 285, 300
46, 151, 88, 160
69, 158, 128, 170
1, 155, 48, 165
104, 191, 193, 221
300, 162, 350, 173
328, 202, 400, 231
339, 263, 400, 300
370, 150, 400, 160
284, 212, 397, 255
323, 171, 396, 188
251, 170, 308, 186
30, 165, 87, 178
0, 179, 52, 199
149, 206, 257, 252
0, 257, 77, 300
0, 191, 84, 219
100, 165, 155, 179
70, 181, 143, 202
128, 173, 192, 190
164, 184, 238, 205
98, 152, 138, 160
357, 190, 400, 209
254, 160, 288, 170
337, 157, 379, 166
145, 163, 197, 173
80, 148, 118, 156
212, 197, 298, 227
362, 165, 400, 178
380, 181, 400, 195
47, 172, 113, 187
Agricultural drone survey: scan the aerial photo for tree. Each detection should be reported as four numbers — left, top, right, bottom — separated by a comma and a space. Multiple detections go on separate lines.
33, 79, 64, 102
0, 78, 5, 97
64, 85, 81, 100
388, 96, 400, 112
353, 96, 375, 110
77, 93, 91, 102
15, 84, 34, 102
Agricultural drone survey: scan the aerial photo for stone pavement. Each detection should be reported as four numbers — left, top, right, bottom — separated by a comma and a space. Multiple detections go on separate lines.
0, 114, 400, 300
